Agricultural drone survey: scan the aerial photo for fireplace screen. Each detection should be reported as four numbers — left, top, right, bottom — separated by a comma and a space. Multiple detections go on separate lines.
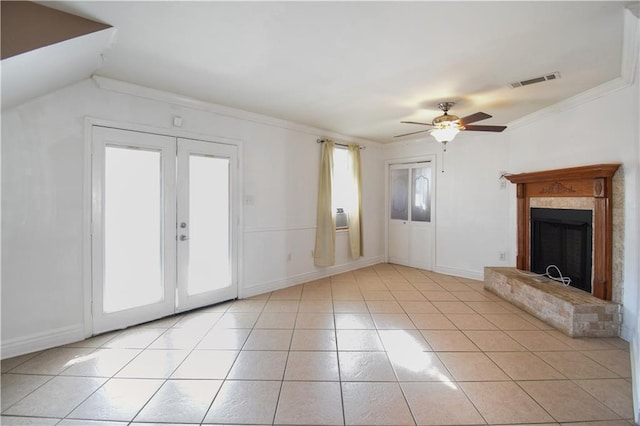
530, 208, 593, 293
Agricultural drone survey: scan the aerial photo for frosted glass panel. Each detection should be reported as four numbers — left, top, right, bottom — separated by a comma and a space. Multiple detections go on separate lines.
390, 169, 409, 220
104, 146, 163, 313
188, 155, 230, 295
412, 166, 431, 222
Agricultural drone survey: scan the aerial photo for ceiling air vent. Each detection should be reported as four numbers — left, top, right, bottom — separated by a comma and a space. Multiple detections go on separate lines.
509, 72, 561, 89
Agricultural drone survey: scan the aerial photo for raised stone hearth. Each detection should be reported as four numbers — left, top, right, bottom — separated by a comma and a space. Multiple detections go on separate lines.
484, 267, 621, 337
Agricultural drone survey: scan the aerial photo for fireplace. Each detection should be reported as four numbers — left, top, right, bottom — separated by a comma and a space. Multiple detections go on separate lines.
530, 208, 592, 293
505, 164, 620, 300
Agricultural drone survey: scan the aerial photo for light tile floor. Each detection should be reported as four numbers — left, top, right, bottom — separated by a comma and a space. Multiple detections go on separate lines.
1, 264, 634, 425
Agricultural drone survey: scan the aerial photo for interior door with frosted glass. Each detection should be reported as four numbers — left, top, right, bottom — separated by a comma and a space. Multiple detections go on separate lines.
388, 162, 434, 270
92, 126, 176, 334
388, 165, 411, 265
176, 138, 238, 312
408, 164, 433, 270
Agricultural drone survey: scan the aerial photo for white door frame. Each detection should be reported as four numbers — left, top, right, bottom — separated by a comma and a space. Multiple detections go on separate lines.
83, 118, 243, 338
384, 154, 437, 270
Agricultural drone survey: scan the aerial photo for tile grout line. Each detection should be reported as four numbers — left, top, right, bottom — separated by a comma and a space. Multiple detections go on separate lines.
376, 265, 418, 426
329, 279, 348, 426
269, 289, 299, 426
201, 294, 270, 425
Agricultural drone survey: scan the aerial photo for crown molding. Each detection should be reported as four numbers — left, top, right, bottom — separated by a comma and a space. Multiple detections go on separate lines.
509, 8, 639, 130
91, 75, 379, 148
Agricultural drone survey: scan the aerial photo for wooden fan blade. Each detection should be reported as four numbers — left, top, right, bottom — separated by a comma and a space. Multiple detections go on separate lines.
463, 124, 507, 132
459, 112, 492, 125
400, 121, 434, 126
393, 129, 432, 138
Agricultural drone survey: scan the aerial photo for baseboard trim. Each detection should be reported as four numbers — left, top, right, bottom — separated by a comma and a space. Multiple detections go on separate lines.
435, 265, 484, 281
240, 255, 385, 298
1, 324, 85, 360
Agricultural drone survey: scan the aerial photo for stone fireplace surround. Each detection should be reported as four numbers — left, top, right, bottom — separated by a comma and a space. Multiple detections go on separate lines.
482, 164, 622, 337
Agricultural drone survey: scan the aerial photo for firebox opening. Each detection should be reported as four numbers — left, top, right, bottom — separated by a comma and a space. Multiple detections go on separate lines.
530, 208, 593, 293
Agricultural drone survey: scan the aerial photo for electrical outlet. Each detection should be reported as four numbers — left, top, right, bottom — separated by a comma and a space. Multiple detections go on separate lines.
499, 251, 507, 261
287, 253, 292, 262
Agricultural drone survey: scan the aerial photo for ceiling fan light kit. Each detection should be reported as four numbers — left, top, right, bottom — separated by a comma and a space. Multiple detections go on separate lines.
431, 126, 460, 143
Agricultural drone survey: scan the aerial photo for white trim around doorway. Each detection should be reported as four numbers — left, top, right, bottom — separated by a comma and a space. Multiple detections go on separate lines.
384, 154, 437, 271
82, 117, 244, 339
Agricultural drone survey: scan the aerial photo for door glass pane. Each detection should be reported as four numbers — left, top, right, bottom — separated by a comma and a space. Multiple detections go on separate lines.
412, 166, 431, 222
390, 169, 409, 220
188, 155, 230, 295
104, 146, 163, 313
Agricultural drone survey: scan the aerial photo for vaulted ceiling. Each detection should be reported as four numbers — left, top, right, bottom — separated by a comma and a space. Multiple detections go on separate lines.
4, 1, 635, 143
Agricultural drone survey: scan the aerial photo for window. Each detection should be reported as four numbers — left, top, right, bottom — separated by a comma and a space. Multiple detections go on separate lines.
332, 146, 353, 229
314, 140, 363, 266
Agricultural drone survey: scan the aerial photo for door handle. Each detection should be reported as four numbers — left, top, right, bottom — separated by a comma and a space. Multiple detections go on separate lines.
179, 235, 189, 241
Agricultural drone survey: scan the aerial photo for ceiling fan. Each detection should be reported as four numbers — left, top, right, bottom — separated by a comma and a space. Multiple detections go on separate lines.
394, 101, 507, 143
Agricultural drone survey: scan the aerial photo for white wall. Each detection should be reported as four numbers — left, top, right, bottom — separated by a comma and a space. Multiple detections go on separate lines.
1, 78, 385, 358
635, 51, 640, 425
622, 10, 639, 420
240, 121, 384, 296
635, 63, 640, 423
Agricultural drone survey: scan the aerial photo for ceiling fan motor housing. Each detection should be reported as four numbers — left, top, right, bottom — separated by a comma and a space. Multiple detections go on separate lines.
433, 113, 461, 127
432, 102, 462, 128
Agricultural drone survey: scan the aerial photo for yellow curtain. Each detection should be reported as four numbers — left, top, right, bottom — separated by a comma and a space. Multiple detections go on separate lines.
348, 144, 363, 259
314, 140, 336, 266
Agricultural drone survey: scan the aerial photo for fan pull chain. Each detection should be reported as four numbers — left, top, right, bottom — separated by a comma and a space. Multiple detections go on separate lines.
441, 142, 447, 173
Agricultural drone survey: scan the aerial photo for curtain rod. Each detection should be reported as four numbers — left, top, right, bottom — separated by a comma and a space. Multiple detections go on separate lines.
316, 138, 366, 149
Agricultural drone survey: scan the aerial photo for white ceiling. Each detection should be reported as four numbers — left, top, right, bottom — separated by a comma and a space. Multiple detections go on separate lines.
34, 1, 631, 142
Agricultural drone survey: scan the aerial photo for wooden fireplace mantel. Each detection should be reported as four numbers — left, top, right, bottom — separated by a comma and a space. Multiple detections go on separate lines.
505, 164, 620, 300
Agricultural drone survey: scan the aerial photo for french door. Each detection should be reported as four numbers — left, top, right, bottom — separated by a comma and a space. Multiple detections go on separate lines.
388, 162, 434, 270
91, 126, 238, 334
